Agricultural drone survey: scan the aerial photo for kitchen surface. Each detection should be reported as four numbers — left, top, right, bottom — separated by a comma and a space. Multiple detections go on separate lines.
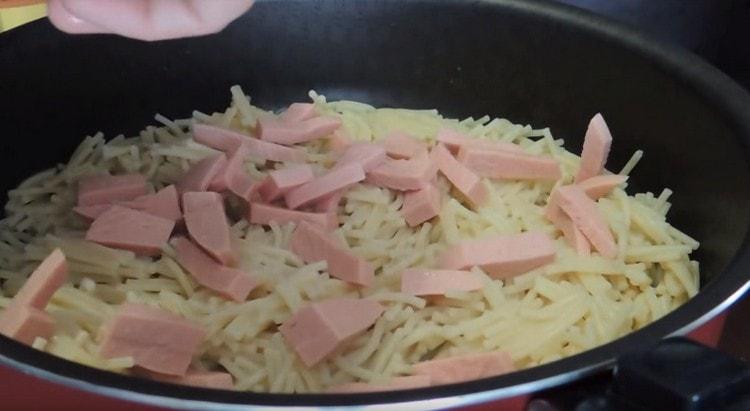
1, 1, 750, 410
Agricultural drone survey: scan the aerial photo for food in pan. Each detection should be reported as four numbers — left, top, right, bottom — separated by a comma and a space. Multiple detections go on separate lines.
0, 86, 699, 392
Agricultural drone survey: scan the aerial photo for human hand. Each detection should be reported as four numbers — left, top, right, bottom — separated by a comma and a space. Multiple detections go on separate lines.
48, 0, 254, 41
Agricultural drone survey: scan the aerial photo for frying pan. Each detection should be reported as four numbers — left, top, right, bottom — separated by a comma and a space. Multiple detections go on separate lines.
1, 0, 750, 409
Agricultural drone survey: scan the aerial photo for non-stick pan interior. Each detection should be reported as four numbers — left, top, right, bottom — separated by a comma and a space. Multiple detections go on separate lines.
1, 0, 750, 407
2, 0, 748, 283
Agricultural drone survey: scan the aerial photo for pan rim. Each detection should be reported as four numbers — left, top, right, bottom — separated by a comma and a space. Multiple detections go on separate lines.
2, 0, 750, 409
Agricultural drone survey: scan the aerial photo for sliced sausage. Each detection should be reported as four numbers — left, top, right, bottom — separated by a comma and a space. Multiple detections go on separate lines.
249, 203, 338, 231
258, 164, 315, 202
176, 154, 227, 195
578, 174, 628, 200
439, 231, 555, 278
285, 163, 365, 210
382, 131, 427, 160
182, 192, 235, 265
172, 236, 258, 302
553, 185, 617, 258
78, 174, 148, 206
86, 206, 174, 256
278, 103, 317, 123
258, 116, 341, 145
290, 221, 373, 286
575, 113, 613, 183
456, 147, 561, 181
401, 184, 441, 227
365, 151, 437, 191
431, 143, 488, 207
99, 303, 206, 376
279, 297, 383, 367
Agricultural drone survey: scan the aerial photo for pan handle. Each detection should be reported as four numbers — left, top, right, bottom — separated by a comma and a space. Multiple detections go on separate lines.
530, 337, 750, 411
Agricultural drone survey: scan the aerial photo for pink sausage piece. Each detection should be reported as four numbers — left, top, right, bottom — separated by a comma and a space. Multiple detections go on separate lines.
436, 128, 523, 154
328, 130, 353, 153
431, 144, 488, 208
365, 151, 437, 191
268, 164, 316, 188
258, 116, 342, 145
439, 231, 556, 279
243, 137, 307, 163
137, 369, 234, 390
99, 303, 206, 377
457, 147, 561, 181
172, 237, 257, 302
279, 297, 384, 367
578, 174, 628, 200
382, 131, 427, 160
411, 351, 515, 385
193, 124, 245, 152
327, 375, 432, 393
335, 142, 387, 172
196, 134, 260, 201
0, 304, 55, 346
10, 248, 68, 309
124, 185, 182, 222
86, 206, 175, 256
194, 124, 307, 163
75, 186, 182, 222
78, 174, 148, 206
278, 103, 318, 123
182, 192, 235, 266
176, 154, 227, 195
311, 138, 369, 209
575, 113, 613, 183
208, 146, 248, 193
285, 163, 365, 210
74, 204, 111, 221
249, 203, 338, 231
313, 189, 345, 213
545, 198, 591, 256
401, 269, 485, 296
401, 184, 441, 227
290, 222, 374, 286
227, 172, 261, 203
0, 248, 67, 345
258, 164, 315, 202
0, 249, 68, 345
553, 185, 617, 259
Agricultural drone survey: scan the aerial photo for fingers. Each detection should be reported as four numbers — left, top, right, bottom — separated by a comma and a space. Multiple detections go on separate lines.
47, 0, 105, 34
47, 0, 255, 41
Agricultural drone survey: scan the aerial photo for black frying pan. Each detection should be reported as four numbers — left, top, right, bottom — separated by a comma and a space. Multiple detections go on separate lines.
1, 0, 750, 409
